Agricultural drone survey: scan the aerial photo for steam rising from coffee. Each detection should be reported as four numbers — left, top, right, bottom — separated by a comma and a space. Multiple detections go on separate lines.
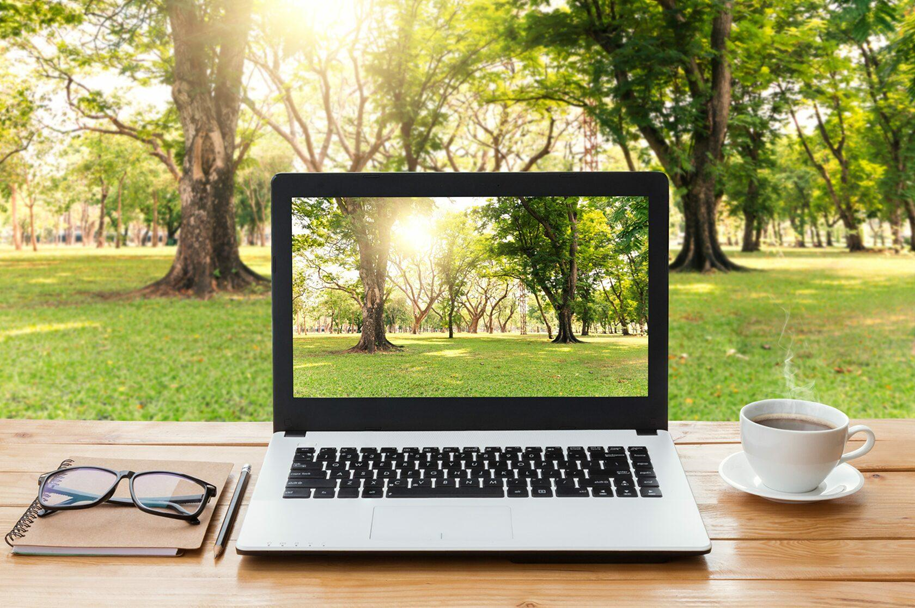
778, 308, 817, 403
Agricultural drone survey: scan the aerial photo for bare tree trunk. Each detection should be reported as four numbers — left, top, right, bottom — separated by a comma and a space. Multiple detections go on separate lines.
27, 202, 37, 252
10, 183, 22, 250
905, 200, 915, 253
741, 208, 758, 252
115, 173, 125, 249
152, 190, 160, 247
533, 290, 552, 341
97, 180, 109, 248
144, 0, 264, 296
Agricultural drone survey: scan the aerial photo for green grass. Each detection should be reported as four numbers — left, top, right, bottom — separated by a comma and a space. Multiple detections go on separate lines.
668, 248, 915, 420
293, 333, 648, 398
0, 247, 273, 421
0, 246, 912, 420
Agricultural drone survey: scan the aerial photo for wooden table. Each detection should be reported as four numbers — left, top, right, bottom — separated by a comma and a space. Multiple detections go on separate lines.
2, 419, 914, 606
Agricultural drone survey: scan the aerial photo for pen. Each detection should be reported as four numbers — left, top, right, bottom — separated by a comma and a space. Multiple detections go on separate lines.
214, 463, 251, 558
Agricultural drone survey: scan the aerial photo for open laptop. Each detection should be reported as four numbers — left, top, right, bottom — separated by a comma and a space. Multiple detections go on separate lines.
237, 172, 710, 559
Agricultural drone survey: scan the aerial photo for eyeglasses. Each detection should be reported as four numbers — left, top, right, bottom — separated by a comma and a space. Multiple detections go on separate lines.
37, 466, 217, 525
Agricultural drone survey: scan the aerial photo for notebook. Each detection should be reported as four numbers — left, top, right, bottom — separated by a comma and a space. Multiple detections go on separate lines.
5, 457, 234, 556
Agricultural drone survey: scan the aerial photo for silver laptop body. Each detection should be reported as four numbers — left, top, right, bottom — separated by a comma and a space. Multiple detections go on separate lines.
237, 172, 711, 559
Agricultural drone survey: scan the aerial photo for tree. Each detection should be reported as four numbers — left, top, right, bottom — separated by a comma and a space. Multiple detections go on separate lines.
368, 0, 499, 171
390, 237, 445, 334
436, 212, 483, 338
20, 0, 264, 294
481, 196, 586, 343
293, 196, 430, 353
520, 0, 740, 271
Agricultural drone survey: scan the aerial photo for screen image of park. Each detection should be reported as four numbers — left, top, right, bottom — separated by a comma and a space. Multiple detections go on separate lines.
291, 195, 648, 398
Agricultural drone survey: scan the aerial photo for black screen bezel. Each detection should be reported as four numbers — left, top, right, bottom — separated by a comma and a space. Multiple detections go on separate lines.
272, 172, 669, 432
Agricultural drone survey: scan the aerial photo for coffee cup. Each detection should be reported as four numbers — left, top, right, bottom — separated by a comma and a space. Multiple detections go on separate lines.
740, 399, 875, 493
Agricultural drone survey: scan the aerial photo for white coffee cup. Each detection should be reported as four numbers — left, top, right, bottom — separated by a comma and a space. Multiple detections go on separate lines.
740, 399, 875, 493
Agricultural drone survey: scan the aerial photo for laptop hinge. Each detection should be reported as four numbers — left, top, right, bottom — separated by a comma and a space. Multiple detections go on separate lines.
636, 429, 659, 436
284, 430, 307, 437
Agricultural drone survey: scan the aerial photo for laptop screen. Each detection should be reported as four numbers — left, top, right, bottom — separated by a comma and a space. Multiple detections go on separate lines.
290, 195, 648, 399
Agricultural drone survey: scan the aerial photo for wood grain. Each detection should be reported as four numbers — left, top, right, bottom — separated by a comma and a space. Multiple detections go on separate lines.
2, 419, 913, 606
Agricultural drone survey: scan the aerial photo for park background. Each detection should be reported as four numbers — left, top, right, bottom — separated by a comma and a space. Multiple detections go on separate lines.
0, 0, 913, 421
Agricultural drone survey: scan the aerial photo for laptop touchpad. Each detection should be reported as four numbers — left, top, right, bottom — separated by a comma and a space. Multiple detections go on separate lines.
370, 507, 513, 541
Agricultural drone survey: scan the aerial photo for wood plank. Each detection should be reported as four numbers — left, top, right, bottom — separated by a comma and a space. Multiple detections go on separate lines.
0, 419, 273, 446
4, 539, 915, 582
4, 473, 914, 542
676, 441, 915, 472
0, 576, 912, 607
2, 419, 909, 446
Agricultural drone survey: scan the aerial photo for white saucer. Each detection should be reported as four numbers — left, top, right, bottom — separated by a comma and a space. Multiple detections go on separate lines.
718, 451, 865, 503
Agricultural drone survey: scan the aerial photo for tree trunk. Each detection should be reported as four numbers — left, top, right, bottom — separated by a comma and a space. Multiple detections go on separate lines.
905, 199, 915, 253
10, 183, 22, 251
741, 208, 758, 252
670, 177, 742, 271
533, 290, 553, 340
97, 182, 108, 248
27, 203, 38, 251
115, 174, 125, 249
144, 0, 264, 296
152, 190, 160, 247
552, 306, 580, 344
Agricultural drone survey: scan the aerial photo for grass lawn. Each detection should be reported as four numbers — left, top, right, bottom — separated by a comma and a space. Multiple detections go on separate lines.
0, 246, 912, 420
293, 333, 648, 398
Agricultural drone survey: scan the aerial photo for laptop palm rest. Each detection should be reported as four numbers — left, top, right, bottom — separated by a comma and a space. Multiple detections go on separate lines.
370, 507, 513, 541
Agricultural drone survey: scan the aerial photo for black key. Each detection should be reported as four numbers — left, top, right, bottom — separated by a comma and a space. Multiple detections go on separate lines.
360, 447, 378, 455
640, 487, 662, 497
340, 447, 358, 454
524, 446, 543, 453
296, 479, 336, 489
587, 446, 605, 454
353, 470, 372, 479
291, 461, 323, 470
402, 447, 420, 455
285, 479, 308, 488
628, 446, 647, 453
615, 478, 635, 489
442, 447, 460, 454
507, 479, 527, 488
484, 478, 503, 488
504, 446, 522, 454
589, 476, 611, 487
378, 469, 396, 479
639, 478, 660, 488
327, 461, 345, 471
617, 487, 638, 497
331, 470, 349, 480
531, 487, 553, 498
530, 478, 550, 487
283, 488, 311, 498
317, 448, 337, 461
390, 479, 408, 488
438, 479, 456, 488
295, 470, 328, 479
289, 470, 322, 478
365, 479, 384, 488
556, 480, 577, 490
635, 469, 657, 478
385, 486, 504, 498
363, 488, 384, 498
632, 460, 653, 469
314, 488, 335, 499
462, 447, 480, 454
508, 487, 529, 497
381, 447, 398, 455
556, 487, 589, 497
609, 469, 634, 478
606, 446, 625, 456
484, 447, 502, 454
296, 447, 316, 455
338, 488, 359, 499
340, 479, 360, 488
293, 452, 316, 462
422, 447, 440, 455
544, 470, 563, 479
592, 487, 613, 497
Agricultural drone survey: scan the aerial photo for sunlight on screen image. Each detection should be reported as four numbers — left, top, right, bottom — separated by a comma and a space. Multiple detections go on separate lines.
291, 196, 649, 399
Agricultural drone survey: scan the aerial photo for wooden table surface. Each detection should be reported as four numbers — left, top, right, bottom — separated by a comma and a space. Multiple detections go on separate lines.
2, 419, 914, 606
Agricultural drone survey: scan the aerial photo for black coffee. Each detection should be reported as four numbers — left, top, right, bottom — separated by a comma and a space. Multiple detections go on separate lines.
752, 414, 835, 431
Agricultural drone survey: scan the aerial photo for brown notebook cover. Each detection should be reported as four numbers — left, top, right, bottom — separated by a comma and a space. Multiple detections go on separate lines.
6, 457, 233, 556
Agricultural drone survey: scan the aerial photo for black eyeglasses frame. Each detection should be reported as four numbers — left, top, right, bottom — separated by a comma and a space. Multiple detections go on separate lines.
37, 466, 217, 525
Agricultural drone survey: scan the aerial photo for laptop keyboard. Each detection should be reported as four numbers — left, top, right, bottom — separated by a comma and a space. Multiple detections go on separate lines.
283, 445, 661, 499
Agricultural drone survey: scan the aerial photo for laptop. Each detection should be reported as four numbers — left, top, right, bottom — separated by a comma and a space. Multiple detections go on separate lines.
236, 172, 711, 559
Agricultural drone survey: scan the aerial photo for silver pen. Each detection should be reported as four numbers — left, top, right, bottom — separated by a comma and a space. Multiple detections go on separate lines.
214, 464, 251, 558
